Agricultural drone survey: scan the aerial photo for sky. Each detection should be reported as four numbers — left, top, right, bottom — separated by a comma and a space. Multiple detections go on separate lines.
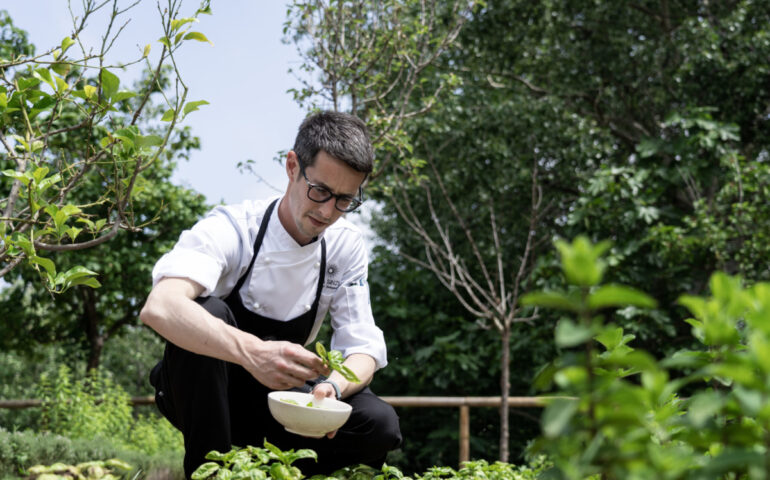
3, 0, 308, 205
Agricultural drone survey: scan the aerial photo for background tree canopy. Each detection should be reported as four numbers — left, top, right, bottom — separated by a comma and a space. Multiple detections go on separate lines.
339, 0, 770, 470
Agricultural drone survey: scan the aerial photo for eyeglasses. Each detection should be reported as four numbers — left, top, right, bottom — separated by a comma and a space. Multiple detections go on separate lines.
301, 168, 364, 212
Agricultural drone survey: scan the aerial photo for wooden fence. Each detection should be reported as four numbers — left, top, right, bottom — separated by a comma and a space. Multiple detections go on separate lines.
0, 396, 551, 466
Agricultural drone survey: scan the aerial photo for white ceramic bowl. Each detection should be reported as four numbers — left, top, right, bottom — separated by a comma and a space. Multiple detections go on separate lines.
267, 391, 352, 438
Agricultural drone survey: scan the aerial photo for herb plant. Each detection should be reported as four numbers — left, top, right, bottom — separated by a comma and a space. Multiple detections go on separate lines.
315, 343, 360, 383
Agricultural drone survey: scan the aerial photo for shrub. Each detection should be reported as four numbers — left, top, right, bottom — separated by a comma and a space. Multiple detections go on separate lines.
36, 365, 182, 457
0, 428, 183, 479
523, 236, 770, 479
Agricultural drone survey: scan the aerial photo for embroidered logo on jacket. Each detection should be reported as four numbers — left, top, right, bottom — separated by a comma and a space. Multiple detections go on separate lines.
324, 263, 341, 289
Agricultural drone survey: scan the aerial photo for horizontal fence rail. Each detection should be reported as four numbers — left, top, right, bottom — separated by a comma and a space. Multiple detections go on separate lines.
0, 396, 557, 465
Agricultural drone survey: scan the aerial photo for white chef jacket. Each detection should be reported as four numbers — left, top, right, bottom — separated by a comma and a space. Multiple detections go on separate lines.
151, 195, 387, 369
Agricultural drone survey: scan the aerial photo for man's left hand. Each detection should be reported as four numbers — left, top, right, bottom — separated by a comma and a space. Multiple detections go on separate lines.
311, 383, 339, 439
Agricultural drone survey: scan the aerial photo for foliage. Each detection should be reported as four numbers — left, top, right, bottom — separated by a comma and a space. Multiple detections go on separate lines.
0, 327, 164, 432
36, 365, 182, 457
0, 428, 183, 480
0, 7, 210, 369
25, 458, 132, 480
191, 443, 548, 480
301, 0, 770, 465
315, 343, 360, 383
0, 0, 212, 292
284, 0, 479, 181
523, 236, 770, 479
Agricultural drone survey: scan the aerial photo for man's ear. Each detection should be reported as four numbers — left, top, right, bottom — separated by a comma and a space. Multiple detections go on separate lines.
286, 151, 299, 180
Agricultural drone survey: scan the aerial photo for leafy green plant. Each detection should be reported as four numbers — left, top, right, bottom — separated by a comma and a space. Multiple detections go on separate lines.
36, 365, 182, 456
25, 458, 132, 480
314, 343, 360, 383
191, 443, 547, 480
192, 440, 316, 480
0, 428, 183, 480
523, 235, 770, 479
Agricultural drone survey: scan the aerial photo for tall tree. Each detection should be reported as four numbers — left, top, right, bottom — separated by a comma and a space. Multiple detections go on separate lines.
0, 0, 212, 292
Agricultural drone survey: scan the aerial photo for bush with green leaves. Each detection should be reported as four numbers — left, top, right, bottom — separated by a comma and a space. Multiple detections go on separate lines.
36, 365, 182, 457
0, 428, 183, 480
522, 236, 770, 479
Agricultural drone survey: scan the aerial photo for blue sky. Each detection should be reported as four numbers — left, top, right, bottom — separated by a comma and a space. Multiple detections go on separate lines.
3, 1, 307, 205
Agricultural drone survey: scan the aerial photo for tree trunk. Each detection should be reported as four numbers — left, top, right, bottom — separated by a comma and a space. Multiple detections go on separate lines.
499, 323, 511, 462
81, 287, 104, 371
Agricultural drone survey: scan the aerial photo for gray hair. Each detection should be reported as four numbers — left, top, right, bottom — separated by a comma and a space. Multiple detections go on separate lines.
293, 111, 374, 175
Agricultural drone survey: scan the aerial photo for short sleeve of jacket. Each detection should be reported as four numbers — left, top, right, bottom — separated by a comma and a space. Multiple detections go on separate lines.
151, 206, 248, 296
327, 227, 387, 369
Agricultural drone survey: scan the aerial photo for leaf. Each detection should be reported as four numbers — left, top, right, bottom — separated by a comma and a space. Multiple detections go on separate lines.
314, 342, 360, 383
161, 109, 176, 122
60, 36, 75, 54
686, 391, 724, 428
135, 135, 163, 150
2, 169, 31, 186
65, 226, 82, 241
33, 68, 55, 89
542, 398, 579, 438
56, 266, 101, 289
555, 236, 612, 286
588, 284, 657, 310
732, 386, 762, 417
83, 85, 97, 100
594, 327, 625, 350
184, 31, 214, 45
520, 291, 580, 312
51, 62, 70, 76
171, 17, 198, 32
111, 91, 137, 103
555, 319, 593, 348
17, 77, 41, 91
268, 464, 292, 480
30, 255, 56, 278
54, 76, 68, 94
183, 99, 209, 116
99, 69, 120, 100
192, 462, 220, 480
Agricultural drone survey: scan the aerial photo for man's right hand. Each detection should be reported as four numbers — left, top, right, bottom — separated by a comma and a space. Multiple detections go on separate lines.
241, 339, 330, 390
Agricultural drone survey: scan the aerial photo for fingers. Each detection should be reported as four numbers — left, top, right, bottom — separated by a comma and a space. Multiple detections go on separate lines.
312, 383, 335, 400
245, 340, 328, 389
282, 343, 327, 373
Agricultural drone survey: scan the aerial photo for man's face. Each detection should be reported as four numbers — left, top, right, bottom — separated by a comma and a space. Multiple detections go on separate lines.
280, 150, 366, 245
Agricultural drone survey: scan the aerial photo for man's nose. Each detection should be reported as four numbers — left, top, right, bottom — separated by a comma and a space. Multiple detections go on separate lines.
319, 198, 336, 218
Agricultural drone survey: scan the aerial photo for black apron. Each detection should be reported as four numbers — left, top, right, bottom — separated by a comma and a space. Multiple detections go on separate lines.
223, 198, 326, 345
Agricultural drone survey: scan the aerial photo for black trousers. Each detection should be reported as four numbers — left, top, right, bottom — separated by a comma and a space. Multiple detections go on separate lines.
149, 297, 402, 478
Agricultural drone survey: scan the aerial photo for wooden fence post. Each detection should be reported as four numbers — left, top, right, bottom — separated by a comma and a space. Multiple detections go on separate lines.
459, 405, 470, 466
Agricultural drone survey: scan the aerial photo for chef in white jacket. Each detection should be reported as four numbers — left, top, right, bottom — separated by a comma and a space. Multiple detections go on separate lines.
140, 111, 401, 478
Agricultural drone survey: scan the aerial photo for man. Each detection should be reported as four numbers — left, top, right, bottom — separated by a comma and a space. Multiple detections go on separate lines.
140, 111, 402, 478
